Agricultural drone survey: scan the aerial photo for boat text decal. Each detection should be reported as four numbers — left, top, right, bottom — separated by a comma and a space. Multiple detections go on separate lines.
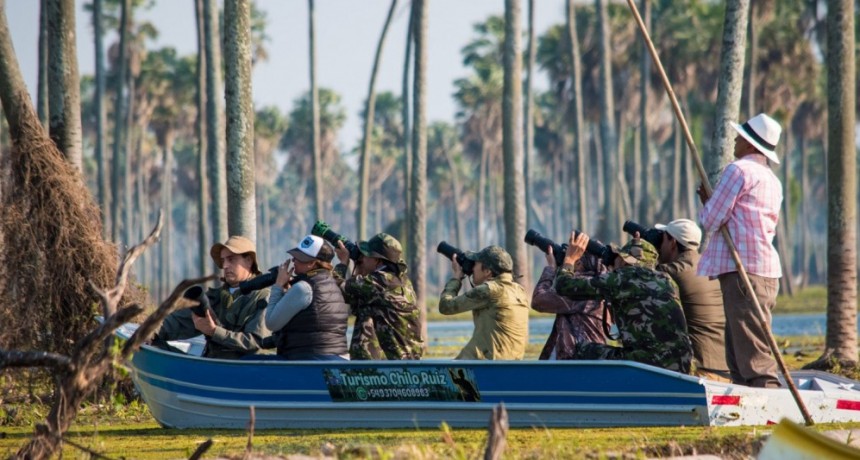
323, 367, 481, 402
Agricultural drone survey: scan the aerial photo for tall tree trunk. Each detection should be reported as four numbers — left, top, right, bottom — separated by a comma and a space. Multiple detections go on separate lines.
123, 69, 135, 246
46, 0, 82, 170
38, 0, 49, 130
502, 0, 527, 286
671, 119, 681, 218
567, 0, 587, 233
308, 0, 323, 219
799, 131, 810, 288
93, 0, 109, 238
160, 131, 174, 300
778, 131, 794, 296
477, 143, 487, 248
706, 0, 748, 185
745, 0, 756, 118
358, 0, 398, 240
401, 6, 414, 242
524, 0, 535, 232
195, 0, 209, 275
595, 0, 617, 242
409, 0, 428, 339
111, 0, 131, 243
637, 0, 650, 223
204, 0, 227, 246
443, 147, 464, 246
224, 0, 256, 241
819, 0, 857, 366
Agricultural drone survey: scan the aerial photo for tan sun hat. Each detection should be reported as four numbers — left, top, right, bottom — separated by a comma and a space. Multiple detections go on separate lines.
210, 235, 258, 272
654, 219, 702, 250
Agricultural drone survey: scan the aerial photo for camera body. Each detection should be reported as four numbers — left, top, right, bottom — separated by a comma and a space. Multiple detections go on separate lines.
524, 229, 617, 267
311, 220, 362, 261
622, 220, 664, 250
436, 241, 475, 276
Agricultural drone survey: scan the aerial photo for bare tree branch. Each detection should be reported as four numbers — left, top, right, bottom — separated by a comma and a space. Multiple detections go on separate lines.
0, 350, 72, 371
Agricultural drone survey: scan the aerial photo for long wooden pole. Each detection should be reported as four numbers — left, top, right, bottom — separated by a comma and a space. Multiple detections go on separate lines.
625, 0, 814, 426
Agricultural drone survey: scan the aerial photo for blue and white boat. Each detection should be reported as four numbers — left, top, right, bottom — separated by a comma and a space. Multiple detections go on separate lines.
117, 324, 860, 429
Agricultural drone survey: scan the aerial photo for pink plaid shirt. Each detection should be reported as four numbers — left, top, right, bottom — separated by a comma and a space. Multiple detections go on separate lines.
697, 154, 783, 278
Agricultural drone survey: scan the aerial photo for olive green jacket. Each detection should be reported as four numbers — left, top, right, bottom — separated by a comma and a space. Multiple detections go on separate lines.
439, 273, 530, 360
155, 281, 272, 359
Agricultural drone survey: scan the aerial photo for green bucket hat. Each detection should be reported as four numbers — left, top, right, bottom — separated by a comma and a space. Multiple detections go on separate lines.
464, 245, 513, 274
358, 233, 403, 264
610, 238, 658, 269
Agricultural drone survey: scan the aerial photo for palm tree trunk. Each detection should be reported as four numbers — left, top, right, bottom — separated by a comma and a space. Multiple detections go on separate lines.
567, 0, 587, 233
744, 0, 756, 118
637, 0, 650, 223
308, 0, 324, 219
671, 118, 681, 218
819, 0, 857, 366
203, 0, 227, 247
595, 0, 617, 243
409, 0, 428, 339
224, 0, 257, 241
358, 0, 398, 240
706, 0, 748, 185
401, 6, 413, 242
477, 143, 487, 248
800, 131, 810, 288
161, 131, 174, 300
38, 0, 49, 130
111, 0, 131, 243
502, 0, 531, 288
123, 69, 135, 246
46, 0, 82, 170
93, 0, 109, 238
195, 0, 209, 274
524, 0, 535, 231
778, 130, 794, 296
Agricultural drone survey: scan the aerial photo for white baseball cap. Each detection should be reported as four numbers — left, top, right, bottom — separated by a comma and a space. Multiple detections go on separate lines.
654, 219, 702, 250
730, 113, 782, 164
287, 235, 333, 262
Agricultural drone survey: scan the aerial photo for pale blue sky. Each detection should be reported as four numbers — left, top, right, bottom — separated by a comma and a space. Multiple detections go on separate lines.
8, 0, 570, 151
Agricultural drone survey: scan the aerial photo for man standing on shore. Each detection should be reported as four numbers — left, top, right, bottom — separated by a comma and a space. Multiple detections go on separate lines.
698, 113, 784, 388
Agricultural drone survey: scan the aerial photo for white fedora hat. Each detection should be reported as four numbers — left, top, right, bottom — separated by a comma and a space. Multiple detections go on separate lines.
730, 113, 781, 164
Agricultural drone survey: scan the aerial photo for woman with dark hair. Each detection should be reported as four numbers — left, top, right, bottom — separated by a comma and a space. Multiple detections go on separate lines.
265, 235, 349, 360
532, 248, 610, 360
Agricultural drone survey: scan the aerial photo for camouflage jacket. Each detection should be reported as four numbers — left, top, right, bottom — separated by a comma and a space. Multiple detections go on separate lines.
338, 264, 424, 360
439, 273, 530, 360
555, 265, 693, 373
155, 281, 272, 359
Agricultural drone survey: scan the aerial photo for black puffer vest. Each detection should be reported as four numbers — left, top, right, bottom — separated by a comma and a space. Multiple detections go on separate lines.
276, 269, 349, 359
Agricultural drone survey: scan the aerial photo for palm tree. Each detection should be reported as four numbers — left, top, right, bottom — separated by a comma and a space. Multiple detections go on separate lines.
93, 0, 109, 238
194, 0, 208, 275
357, 0, 398, 240
38, 0, 49, 129
203, 0, 227, 247
224, 0, 256, 241
502, 0, 527, 286
110, 0, 131, 243
308, 0, 323, 219
523, 0, 535, 231
808, 0, 857, 369
636, 0, 650, 223
595, 0, 617, 242
409, 0, 428, 337
47, 0, 83, 170
566, 0, 587, 232
707, 0, 749, 185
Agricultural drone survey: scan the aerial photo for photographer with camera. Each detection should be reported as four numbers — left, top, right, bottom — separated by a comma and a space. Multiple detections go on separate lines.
439, 245, 530, 360
154, 236, 272, 359
555, 232, 693, 373
335, 233, 423, 360
263, 235, 349, 360
652, 219, 729, 381
531, 244, 610, 360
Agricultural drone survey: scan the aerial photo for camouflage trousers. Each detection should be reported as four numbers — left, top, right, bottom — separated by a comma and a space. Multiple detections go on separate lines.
574, 342, 692, 374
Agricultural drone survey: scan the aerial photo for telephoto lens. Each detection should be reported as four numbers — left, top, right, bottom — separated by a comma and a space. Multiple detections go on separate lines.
436, 241, 475, 276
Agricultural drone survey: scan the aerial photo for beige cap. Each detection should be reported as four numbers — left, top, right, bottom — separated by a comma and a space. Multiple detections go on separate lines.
654, 219, 702, 250
210, 235, 258, 270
